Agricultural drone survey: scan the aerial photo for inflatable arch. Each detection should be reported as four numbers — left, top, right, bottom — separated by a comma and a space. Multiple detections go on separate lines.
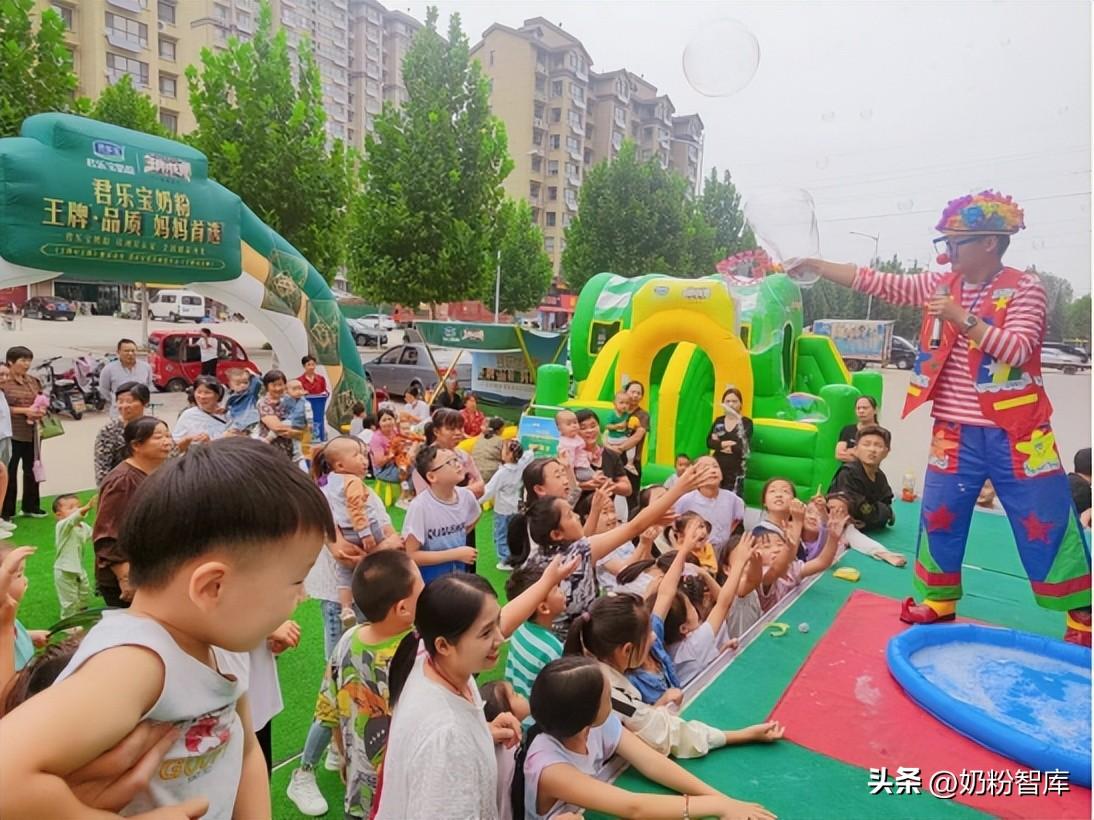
0, 114, 370, 427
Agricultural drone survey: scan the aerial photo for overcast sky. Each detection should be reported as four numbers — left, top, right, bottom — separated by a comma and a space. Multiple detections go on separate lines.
402, 0, 1092, 294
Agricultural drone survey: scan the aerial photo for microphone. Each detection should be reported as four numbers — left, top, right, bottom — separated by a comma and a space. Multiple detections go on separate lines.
929, 284, 950, 349
936, 252, 950, 266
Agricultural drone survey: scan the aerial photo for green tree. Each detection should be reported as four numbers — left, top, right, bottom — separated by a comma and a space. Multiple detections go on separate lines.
1028, 267, 1074, 342
490, 198, 552, 314
1065, 294, 1090, 343
699, 168, 755, 260
562, 141, 711, 289
0, 0, 79, 137
349, 7, 512, 308
185, 0, 354, 278
89, 74, 167, 137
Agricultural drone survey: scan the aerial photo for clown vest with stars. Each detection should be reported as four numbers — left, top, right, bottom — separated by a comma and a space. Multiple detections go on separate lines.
903, 266, 1051, 438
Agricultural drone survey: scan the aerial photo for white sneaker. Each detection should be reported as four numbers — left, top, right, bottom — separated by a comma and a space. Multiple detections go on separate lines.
0, 519, 15, 532
0, 530, 10, 540
287, 767, 328, 816
495, 561, 512, 571
324, 744, 344, 772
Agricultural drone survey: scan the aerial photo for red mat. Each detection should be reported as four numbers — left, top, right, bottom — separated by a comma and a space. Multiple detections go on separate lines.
769, 590, 1091, 819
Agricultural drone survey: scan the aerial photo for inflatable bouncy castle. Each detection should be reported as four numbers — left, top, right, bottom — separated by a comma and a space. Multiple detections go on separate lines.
529, 270, 882, 506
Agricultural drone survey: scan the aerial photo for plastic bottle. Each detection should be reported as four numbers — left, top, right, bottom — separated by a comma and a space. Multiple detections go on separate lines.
902, 472, 917, 502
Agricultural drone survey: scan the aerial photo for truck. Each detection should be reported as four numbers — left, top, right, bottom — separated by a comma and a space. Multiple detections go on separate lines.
810, 319, 894, 371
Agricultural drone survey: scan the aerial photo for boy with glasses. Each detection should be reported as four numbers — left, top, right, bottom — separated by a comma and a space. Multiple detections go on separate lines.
402, 445, 482, 582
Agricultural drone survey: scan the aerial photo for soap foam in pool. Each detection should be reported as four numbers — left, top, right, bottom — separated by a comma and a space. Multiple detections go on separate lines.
911, 642, 1091, 756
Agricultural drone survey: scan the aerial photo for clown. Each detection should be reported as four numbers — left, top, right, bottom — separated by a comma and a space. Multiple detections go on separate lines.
793, 191, 1090, 646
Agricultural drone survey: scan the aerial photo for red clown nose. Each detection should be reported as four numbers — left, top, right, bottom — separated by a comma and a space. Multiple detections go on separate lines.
936, 253, 951, 266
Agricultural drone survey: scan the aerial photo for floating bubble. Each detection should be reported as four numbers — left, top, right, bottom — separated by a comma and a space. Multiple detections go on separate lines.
815, 156, 830, 170
682, 19, 760, 97
799, 622, 811, 634
1058, 105, 1070, 116
785, 392, 829, 423
897, 198, 914, 212
1000, 36, 1012, 47
821, 110, 836, 122
1032, 239, 1046, 250
859, 107, 874, 121
744, 186, 821, 287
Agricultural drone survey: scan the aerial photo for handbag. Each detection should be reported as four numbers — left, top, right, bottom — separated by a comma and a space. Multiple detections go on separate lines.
38, 411, 65, 440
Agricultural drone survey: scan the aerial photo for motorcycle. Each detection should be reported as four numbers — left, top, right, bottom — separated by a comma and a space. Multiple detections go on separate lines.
62, 353, 109, 413
34, 356, 87, 420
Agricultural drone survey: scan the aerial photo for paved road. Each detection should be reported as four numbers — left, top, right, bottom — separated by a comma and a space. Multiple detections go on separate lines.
3, 315, 1089, 496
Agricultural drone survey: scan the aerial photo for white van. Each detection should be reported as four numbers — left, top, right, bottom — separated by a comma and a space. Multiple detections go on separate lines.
150, 289, 206, 323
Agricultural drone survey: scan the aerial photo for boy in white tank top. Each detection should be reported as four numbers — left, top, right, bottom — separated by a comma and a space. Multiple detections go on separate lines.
0, 437, 334, 819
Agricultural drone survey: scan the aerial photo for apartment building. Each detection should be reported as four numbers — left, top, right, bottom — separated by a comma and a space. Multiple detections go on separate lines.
38, 0, 416, 148
348, 0, 420, 146
471, 17, 705, 277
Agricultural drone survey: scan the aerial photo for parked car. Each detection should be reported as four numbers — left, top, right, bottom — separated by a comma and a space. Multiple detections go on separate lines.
888, 335, 917, 370
150, 289, 206, 322
148, 330, 260, 392
362, 343, 472, 397
24, 296, 76, 321
1041, 342, 1090, 374
347, 318, 389, 347
359, 313, 398, 332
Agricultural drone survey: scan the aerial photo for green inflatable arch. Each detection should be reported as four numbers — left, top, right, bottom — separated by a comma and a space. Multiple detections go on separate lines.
0, 114, 371, 427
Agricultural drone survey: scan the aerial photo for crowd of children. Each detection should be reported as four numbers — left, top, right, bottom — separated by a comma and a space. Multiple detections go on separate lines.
6, 355, 1079, 820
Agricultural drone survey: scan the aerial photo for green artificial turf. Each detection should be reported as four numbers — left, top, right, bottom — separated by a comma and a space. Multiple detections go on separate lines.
8, 492, 1080, 819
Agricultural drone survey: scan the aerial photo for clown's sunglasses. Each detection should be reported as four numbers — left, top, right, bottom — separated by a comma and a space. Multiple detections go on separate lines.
932, 235, 984, 256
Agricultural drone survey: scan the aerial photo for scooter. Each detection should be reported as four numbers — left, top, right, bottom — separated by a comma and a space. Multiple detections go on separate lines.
34, 356, 87, 420
63, 353, 108, 413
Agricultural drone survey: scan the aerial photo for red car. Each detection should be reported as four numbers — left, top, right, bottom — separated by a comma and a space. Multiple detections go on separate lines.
148, 330, 260, 392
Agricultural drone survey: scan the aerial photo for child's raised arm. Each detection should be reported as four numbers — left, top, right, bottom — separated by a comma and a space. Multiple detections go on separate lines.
801, 508, 847, 579
652, 524, 700, 621
588, 461, 718, 564
707, 533, 755, 635
499, 554, 579, 637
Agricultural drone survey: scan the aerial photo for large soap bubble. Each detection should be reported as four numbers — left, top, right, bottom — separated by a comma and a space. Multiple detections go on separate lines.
683, 19, 760, 97
744, 187, 822, 287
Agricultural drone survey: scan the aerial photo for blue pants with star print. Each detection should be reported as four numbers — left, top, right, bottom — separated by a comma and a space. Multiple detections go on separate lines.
914, 420, 1091, 610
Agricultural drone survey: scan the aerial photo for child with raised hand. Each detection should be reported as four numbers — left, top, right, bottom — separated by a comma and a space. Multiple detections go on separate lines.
0, 437, 335, 820
504, 563, 568, 699
664, 532, 758, 686
403, 444, 482, 583
508, 460, 719, 639
52, 494, 95, 619
308, 550, 424, 819
516, 656, 776, 820
554, 409, 592, 482
224, 367, 262, 435
376, 555, 579, 820
312, 436, 386, 626
482, 439, 535, 570
670, 511, 718, 573
565, 594, 784, 761
756, 487, 848, 613
0, 545, 42, 695
715, 535, 764, 640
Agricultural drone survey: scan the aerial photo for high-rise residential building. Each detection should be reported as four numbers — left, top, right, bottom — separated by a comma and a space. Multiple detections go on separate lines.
471, 17, 705, 279
37, 0, 260, 136
348, 0, 420, 146
36, 0, 417, 149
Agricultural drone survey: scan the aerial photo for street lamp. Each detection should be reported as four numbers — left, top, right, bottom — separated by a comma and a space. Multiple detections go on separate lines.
849, 231, 880, 320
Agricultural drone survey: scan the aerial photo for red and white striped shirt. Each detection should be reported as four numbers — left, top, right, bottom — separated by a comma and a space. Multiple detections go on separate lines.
852, 267, 1047, 427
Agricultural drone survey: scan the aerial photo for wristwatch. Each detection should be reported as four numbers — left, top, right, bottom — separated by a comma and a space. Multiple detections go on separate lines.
961, 313, 979, 334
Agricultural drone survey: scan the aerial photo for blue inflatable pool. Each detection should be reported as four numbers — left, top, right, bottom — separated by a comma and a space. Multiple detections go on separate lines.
887, 624, 1091, 787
